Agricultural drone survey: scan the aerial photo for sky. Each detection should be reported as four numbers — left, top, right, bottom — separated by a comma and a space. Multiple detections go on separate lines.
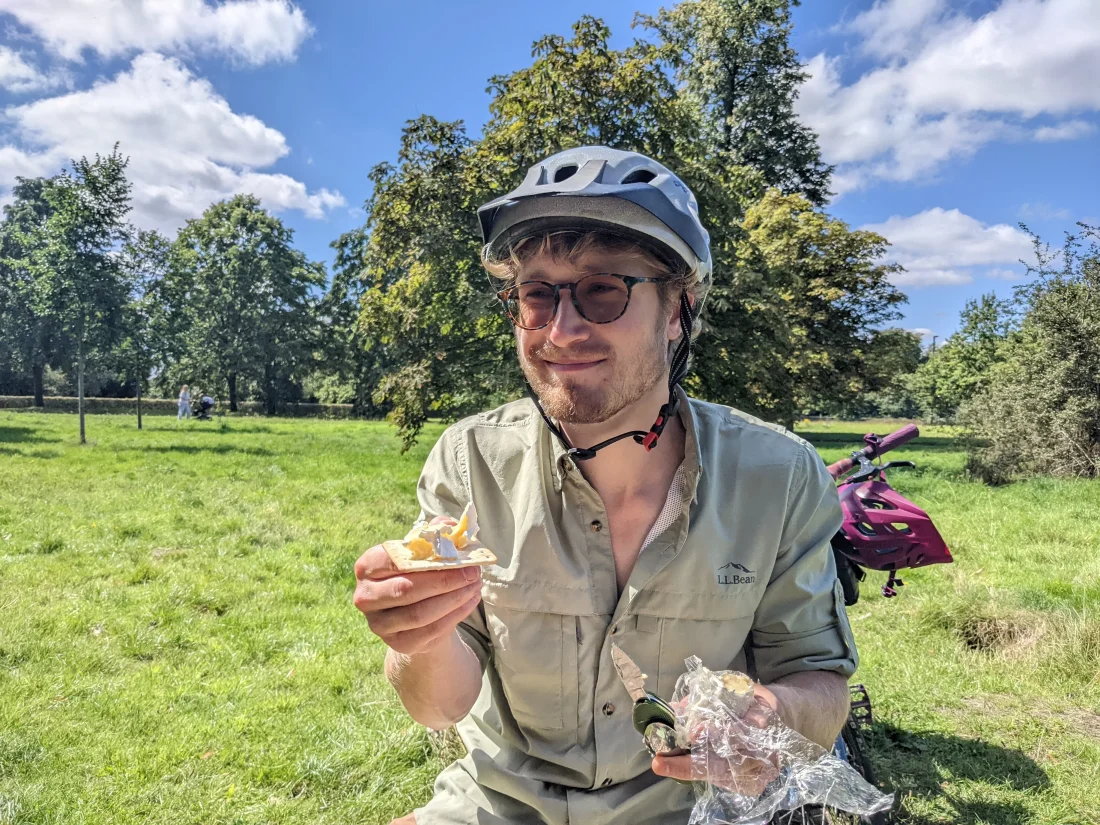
0, 0, 1097, 343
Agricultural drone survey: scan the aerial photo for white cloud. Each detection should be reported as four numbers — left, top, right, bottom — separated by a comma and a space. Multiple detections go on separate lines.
1033, 120, 1096, 142
1018, 202, 1071, 221
862, 207, 1034, 288
1, 53, 343, 229
987, 268, 1021, 280
0, 0, 311, 65
847, 0, 946, 59
905, 327, 935, 339
798, 0, 1100, 194
0, 45, 68, 93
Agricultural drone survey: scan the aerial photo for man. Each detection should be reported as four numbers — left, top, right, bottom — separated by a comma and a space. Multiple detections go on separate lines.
354, 146, 858, 825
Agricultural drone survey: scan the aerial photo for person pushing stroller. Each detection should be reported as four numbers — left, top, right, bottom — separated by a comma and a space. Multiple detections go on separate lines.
194, 392, 216, 420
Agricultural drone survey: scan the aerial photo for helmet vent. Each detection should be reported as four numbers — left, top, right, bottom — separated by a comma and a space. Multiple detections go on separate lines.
553, 164, 578, 183
621, 169, 657, 184
890, 523, 913, 534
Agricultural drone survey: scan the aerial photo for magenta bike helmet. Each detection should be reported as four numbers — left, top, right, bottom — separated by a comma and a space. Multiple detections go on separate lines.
838, 479, 952, 572
829, 427, 953, 598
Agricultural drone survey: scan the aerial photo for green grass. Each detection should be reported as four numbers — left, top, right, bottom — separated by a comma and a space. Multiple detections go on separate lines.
1, 412, 1098, 825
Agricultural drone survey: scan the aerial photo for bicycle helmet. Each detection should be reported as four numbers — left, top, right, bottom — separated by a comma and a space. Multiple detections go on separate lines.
836, 480, 953, 571
478, 146, 712, 293
476, 146, 712, 460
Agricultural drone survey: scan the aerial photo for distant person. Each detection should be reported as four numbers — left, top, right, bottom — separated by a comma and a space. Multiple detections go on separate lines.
196, 393, 215, 421
178, 384, 191, 420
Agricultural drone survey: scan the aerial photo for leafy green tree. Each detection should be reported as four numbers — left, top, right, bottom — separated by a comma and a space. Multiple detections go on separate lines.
0, 176, 65, 406
309, 226, 388, 414
13, 149, 133, 442
113, 229, 172, 428
346, 6, 906, 447
638, 0, 832, 205
165, 195, 323, 412
962, 225, 1100, 482
694, 190, 907, 427
906, 293, 1017, 420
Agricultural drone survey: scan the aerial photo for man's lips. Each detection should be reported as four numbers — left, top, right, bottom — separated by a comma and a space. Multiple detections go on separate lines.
542, 358, 606, 373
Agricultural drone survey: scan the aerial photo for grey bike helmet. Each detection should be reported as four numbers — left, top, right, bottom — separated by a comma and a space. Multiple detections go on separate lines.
477, 146, 712, 461
478, 146, 712, 292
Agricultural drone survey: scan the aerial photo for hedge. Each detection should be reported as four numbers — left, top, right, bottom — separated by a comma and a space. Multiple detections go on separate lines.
0, 396, 362, 418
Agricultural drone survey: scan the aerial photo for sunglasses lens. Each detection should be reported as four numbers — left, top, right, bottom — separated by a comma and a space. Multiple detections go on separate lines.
510, 282, 556, 329
575, 274, 630, 323
506, 275, 633, 329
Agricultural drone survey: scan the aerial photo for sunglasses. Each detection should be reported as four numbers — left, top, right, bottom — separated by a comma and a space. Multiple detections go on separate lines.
497, 273, 665, 331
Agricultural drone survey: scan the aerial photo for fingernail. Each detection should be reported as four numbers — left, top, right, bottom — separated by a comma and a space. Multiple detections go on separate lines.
463, 567, 479, 582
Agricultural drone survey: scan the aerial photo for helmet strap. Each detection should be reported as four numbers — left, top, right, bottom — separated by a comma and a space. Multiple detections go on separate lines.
528, 292, 696, 462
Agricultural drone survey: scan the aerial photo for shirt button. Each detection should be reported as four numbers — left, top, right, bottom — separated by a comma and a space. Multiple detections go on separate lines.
603, 701, 615, 716
590, 520, 603, 532
601, 778, 613, 787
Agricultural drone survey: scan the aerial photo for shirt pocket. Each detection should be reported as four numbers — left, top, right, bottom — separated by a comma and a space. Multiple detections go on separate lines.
484, 600, 580, 733
648, 598, 756, 699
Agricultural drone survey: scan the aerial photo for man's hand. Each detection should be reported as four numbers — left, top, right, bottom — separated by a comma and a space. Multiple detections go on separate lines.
650, 683, 783, 795
353, 517, 483, 656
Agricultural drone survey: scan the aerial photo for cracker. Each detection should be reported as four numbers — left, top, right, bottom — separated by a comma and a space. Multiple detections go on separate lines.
382, 539, 497, 572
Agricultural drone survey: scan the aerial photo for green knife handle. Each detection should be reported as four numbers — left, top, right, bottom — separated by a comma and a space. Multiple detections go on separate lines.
631, 692, 677, 735
632, 693, 690, 785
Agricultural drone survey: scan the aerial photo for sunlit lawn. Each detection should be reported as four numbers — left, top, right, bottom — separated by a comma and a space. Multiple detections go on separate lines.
0, 411, 1097, 824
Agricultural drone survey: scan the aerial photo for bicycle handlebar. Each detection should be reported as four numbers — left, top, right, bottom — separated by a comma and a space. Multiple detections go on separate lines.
827, 424, 920, 480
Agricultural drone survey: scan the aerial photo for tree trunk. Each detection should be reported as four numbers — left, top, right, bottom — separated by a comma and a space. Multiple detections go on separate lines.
228, 372, 238, 412
78, 348, 86, 445
32, 362, 44, 407
136, 377, 143, 430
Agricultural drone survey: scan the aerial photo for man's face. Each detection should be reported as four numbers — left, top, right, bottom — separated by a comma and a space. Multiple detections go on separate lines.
514, 247, 680, 425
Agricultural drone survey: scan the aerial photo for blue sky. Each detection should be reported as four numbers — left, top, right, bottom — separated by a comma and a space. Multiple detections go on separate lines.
1, 0, 1097, 343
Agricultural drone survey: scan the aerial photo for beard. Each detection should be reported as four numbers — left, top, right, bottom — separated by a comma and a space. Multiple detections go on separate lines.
520, 322, 670, 425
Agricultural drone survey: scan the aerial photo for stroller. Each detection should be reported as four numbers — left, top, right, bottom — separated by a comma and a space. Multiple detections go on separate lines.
194, 395, 216, 421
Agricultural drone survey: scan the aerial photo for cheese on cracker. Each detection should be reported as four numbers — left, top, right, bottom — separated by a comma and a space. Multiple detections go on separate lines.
402, 503, 479, 562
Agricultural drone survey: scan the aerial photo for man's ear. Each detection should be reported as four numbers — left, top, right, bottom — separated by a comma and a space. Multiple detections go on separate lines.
667, 292, 695, 341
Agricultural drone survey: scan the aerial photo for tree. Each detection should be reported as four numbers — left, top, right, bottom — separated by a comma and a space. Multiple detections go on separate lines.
694, 190, 907, 427
309, 226, 388, 414
347, 6, 906, 447
114, 229, 172, 429
962, 225, 1100, 482
12, 149, 133, 443
0, 176, 65, 406
352, 17, 706, 449
638, 0, 833, 206
906, 293, 1017, 420
165, 195, 323, 412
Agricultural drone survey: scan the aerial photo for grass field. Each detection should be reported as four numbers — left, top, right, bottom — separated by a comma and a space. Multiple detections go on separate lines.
1, 411, 1098, 825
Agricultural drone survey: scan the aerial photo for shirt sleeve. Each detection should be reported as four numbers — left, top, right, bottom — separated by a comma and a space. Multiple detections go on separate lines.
749, 444, 859, 683
415, 427, 493, 672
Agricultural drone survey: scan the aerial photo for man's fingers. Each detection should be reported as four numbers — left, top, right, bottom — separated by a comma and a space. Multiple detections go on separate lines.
358, 564, 479, 610
652, 752, 778, 796
651, 753, 694, 782
386, 589, 483, 654
368, 580, 483, 635
354, 545, 401, 581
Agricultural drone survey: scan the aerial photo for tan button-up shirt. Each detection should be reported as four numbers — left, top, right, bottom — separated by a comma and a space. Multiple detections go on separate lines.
411, 390, 858, 825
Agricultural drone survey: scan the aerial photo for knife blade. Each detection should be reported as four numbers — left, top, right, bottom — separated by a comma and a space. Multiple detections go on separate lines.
611, 644, 648, 703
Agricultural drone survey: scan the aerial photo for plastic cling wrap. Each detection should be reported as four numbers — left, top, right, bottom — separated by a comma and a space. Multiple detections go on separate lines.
671, 657, 894, 825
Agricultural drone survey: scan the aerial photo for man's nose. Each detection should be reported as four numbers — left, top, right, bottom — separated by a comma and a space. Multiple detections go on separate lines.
547, 289, 590, 348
